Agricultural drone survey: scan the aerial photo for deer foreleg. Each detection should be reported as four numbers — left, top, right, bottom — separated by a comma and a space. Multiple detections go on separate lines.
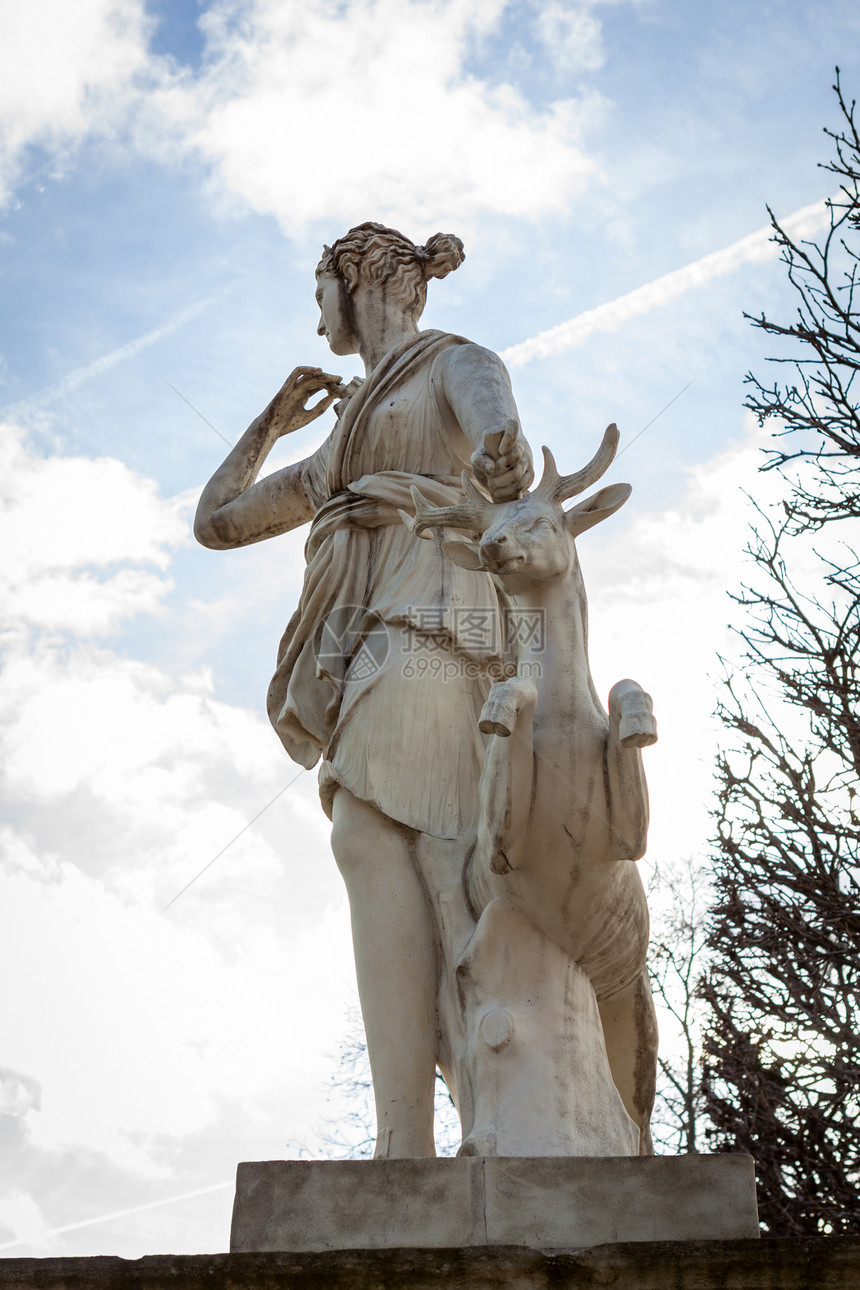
605, 679, 656, 863
473, 679, 538, 878
598, 967, 658, 1155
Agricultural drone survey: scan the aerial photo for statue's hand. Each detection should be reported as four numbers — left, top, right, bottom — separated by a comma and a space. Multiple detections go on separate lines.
471, 420, 534, 502
263, 366, 347, 437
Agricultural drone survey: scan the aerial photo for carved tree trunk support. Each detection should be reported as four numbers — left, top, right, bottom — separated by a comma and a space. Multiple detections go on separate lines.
454, 898, 639, 1157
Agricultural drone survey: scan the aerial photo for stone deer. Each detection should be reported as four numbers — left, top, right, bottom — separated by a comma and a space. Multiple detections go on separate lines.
406, 425, 659, 1155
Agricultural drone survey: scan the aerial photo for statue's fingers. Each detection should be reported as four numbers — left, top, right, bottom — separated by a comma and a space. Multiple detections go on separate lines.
302, 387, 338, 412
495, 444, 523, 470
487, 466, 524, 499
299, 372, 345, 394
484, 451, 519, 476
493, 465, 520, 485
497, 420, 519, 455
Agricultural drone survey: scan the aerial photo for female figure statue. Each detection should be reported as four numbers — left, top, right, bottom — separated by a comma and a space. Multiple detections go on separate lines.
195, 222, 533, 1158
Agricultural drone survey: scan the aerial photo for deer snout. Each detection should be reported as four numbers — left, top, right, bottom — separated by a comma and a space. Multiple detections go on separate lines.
480, 533, 509, 567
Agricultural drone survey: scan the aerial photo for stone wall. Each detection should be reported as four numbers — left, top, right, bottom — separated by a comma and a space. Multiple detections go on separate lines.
2, 1240, 860, 1290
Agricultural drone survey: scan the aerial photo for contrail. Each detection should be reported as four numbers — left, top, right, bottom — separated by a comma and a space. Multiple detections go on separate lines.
501, 198, 831, 368
2, 294, 220, 420
0, 1181, 233, 1252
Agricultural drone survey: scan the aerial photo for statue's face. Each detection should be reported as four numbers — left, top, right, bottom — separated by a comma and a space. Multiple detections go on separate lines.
315, 272, 356, 356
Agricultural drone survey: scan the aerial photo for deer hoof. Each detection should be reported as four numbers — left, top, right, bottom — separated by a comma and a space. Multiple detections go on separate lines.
479, 678, 537, 736
457, 1131, 497, 1158
611, 679, 658, 748
620, 711, 658, 748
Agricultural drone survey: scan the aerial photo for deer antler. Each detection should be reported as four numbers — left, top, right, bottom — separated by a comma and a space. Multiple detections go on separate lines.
533, 423, 620, 506
403, 472, 494, 538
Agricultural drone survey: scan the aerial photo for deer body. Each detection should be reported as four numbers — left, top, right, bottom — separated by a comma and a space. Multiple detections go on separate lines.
470, 561, 652, 998
408, 426, 659, 1148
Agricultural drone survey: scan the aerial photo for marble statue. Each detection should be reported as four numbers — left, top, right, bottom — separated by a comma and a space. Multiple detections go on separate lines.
195, 222, 659, 1160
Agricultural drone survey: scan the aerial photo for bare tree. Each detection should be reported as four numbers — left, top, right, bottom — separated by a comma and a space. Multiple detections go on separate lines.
648, 859, 710, 1155
318, 1003, 377, 1160
702, 71, 860, 1236
743, 69, 860, 528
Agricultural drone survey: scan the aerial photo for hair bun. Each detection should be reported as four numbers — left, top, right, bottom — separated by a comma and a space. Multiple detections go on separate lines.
421, 232, 465, 280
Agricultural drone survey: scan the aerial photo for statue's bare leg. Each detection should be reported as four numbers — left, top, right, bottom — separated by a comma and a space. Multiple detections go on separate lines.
597, 969, 658, 1155
330, 786, 438, 1158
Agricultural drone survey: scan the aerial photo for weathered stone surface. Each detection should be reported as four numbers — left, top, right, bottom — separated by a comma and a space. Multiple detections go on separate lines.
230, 1155, 759, 1254
4, 1239, 860, 1290
482, 1154, 759, 1247
231, 1159, 484, 1254
452, 903, 640, 1158
194, 222, 662, 1160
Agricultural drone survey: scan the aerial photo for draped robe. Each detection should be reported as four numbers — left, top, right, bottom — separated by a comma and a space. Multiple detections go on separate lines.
266, 330, 508, 838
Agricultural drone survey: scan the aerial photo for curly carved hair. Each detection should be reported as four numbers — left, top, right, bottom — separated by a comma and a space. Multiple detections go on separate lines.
316, 222, 465, 321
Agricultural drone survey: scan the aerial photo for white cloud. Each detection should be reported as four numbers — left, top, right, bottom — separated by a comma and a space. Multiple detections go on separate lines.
0, 1192, 51, 1253
0, 629, 349, 1154
0, 423, 191, 634
0, 0, 610, 230
2, 838, 323, 1157
0, 425, 352, 1244
146, 0, 599, 231
503, 198, 832, 365
535, 1, 605, 72
0, 1183, 234, 1255
0, 0, 152, 205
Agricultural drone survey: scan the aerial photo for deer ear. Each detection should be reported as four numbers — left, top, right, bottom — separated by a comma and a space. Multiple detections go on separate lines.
563, 483, 631, 538
442, 537, 484, 570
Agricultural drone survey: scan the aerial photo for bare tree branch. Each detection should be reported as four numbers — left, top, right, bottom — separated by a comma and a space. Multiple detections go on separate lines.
649, 858, 711, 1156
703, 69, 860, 1238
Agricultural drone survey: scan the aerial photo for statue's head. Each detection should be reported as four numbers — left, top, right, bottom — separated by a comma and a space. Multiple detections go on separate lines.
316, 222, 465, 324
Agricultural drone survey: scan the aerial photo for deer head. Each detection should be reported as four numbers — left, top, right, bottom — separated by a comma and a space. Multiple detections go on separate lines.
400, 424, 631, 586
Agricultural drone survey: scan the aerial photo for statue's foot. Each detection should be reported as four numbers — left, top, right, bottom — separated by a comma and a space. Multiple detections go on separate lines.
373, 1128, 392, 1159
373, 1125, 437, 1159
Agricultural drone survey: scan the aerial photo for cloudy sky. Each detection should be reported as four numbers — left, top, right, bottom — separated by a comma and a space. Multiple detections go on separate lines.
1, 0, 857, 1260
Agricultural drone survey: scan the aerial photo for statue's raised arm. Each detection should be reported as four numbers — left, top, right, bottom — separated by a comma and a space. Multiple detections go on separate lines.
437, 342, 533, 501
193, 365, 346, 549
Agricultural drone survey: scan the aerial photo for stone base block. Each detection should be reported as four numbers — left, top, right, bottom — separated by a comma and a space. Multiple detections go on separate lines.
230, 1155, 759, 1253
6, 1240, 860, 1290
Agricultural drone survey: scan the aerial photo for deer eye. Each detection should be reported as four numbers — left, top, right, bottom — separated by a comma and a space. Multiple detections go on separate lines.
526, 518, 553, 534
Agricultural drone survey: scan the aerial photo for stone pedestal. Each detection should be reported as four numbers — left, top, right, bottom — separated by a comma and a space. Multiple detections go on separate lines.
6, 1240, 860, 1289
230, 1155, 759, 1254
